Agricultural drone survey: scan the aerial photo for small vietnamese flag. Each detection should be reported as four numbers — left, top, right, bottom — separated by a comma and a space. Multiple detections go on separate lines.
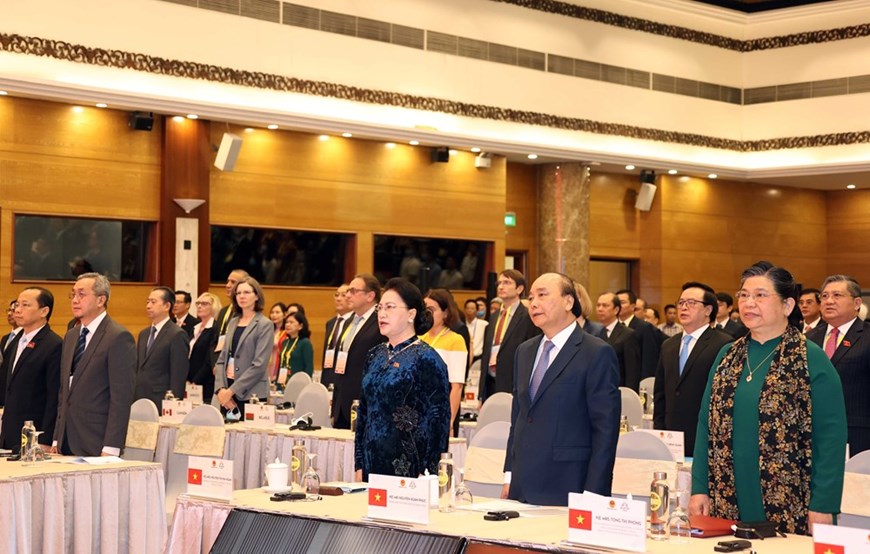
569, 509, 592, 531
245, 412, 254, 421
187, 468, 203, 485
368, 488, 388, 507
813, 543, 844, 554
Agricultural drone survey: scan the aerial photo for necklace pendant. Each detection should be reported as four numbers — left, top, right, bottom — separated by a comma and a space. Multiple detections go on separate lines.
746, 374, 752, 382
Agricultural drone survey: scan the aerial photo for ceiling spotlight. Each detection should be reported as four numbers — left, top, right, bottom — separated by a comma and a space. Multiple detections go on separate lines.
625, 164, 635, 171
72, 106, 84, 113
172, 116, 185, 123
0, 91, 8, 96
385, 142, 396, 149
847, 184, 857, 189
708, 173, 718, 179
470, 147, 481, 153
409, 140, 419, 146
267, 124, 279, 130
342, 132, 353, 138
95, 103, 108, 108
186, 114, 198, 120
668, 169, 678, 175
449, 149, 458, 156
319, 135, 330, 141
244, 128, 254, 133
527, 154, 538, 160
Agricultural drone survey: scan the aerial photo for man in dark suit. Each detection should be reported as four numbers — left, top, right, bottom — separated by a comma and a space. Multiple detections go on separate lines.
173, 290, 200, 339
209, 269, 249, 367
616, 289, 662, 380
479, 269, 541, 402
503, 273, 620, 505
714, 292, 748, 339
798, 288, 823, 333
0, 287, 62, 452
0, 300, 23, 405
653, 282, 732, 457
808, 275, 870, 455
321, 283, 352, 389
52, 273, 135, 456
332, 273, 386, 429
134, 287, 189, 408
596, 292, 641, 391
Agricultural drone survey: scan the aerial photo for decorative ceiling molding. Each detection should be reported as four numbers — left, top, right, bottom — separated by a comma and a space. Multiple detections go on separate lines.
2, 32, 869, 153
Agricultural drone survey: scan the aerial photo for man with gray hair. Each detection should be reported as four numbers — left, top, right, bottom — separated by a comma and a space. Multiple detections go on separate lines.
807, 274, 870, 455
52, 273, 135, 456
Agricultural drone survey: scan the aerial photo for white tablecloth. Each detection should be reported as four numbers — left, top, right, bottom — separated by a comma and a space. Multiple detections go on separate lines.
0, 459, 166, 554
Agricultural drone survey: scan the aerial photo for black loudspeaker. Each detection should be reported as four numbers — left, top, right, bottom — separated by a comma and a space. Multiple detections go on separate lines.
486, 272, 497, 304
128, 111, 154, 131
431, 147, 450, 163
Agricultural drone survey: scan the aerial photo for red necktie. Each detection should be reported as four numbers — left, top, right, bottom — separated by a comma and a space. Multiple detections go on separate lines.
824, 327, 839, 358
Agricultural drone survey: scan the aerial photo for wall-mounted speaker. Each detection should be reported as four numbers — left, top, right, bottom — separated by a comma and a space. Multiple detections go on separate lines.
635, 182, 657, 211
128, 111, 154, 131
431, 146, 450, 163
214, 133, 243, 171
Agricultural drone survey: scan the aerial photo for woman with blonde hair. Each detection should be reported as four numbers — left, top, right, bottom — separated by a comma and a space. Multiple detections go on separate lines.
188, 292, 222, 405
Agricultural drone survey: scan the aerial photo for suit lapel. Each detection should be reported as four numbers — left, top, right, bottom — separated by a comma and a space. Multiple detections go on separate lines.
530, 326, 582, 409
678, 330, 709, 385
516, 336, 538, 411
8, 326, 45, 384
832, 320, 863, 366
69, 317, 110, 394
500, 303, 526, 345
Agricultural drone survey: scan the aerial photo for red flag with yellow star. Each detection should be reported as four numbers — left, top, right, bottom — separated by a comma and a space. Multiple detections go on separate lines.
569, 509, 592, 531
187, 468, 202, 485
813, 543, 844, 554
368, 488, 388, 507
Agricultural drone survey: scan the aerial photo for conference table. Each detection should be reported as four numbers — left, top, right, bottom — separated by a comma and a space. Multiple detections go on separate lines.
0, 458, 166, 554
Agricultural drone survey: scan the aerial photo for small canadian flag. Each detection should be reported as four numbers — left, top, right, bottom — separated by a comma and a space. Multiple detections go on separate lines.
187, 468, 202, 485
568, 509, 592, 531
368, 488, 388, 507
163, 409, 172, 416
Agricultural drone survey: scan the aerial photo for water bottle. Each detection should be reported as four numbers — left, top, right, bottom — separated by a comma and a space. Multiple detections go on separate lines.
164, 390, 175, 401
649, 471, 669, 540
327, 384, 334, 414
290, 439, 308, 492
619, 415, 630, 435
350, 399, 359, 432
21, 420, 35, 459
438, 452, 455, 513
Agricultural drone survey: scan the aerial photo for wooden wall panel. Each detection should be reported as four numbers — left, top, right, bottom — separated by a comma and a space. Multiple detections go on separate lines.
588, 173, 641, 260
826, 189, 870, 286
505, 162, 538, 276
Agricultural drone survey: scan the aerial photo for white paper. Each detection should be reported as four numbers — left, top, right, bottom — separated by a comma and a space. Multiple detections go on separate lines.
366, 474, 430, 525
70, 456, 124, 464
161, 399, 193, 424
185, 383, 204, 406
187, 455, 234, 502
566, 491, 647, 553
813, 523, 869, 552
243, 403, 276, 428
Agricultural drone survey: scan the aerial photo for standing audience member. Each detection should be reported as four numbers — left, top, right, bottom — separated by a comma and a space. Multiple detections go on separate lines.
616, 289, 662, 379
479, 270, 540, 402
267, 302, 288, 382
653, 282, 732, 457
322, 284, 352, 388
644, 307, 660, 326
333, 274, 386, 429
188, 293, 221, 405
597, 293, 641, 391
277, 310, 314, 380
798, 288, 823, 333
658, 304, 683, 338
691, 262, 846, 535
354, 278, 449, 480
0, 300, 22, 403
53, 273, 135, 456
134, 287, 189, 407
213, 277, 273, 419
422, 289, 468, 434
0, 287, 61, 452
574, 282, 604, 337
173, 290, 199, 338
463, 298, 487, 367
714, 292, 748, 338
209, 269, 249, 367
503, 273, 620, 505
807, 275, 870, 455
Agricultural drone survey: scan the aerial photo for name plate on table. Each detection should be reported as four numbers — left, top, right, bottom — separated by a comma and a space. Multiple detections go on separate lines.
244, 403, 276, 428
185, 383, 204, 406
567, 492, 646, 553
162, 399, 192, 423
187, 456, 234, 502
637, 429, 685, 462
813, 523, 869, 553
367, 474, 430, 525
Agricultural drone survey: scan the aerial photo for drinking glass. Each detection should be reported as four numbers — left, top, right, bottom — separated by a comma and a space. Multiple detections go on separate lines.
454, 469, 474, 506
302, 453, 320, 500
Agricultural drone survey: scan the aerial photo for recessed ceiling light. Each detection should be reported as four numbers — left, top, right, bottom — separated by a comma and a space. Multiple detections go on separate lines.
72, 106, 84, 113
385, 142, 396, 149
449, 149, 458, 156
319, 135, 330, 141
267, 124, 279, 130
708, 173, 718, 179
0, 91, 8, 96
846, 184, 856, 189
625, 164, 635, 171
341, 132, 353, 138
172, 116, 185, 123
244, 127, 254, 133
470, 147, 481, 153
95, 103, 108, 108
668, 169, 678, 175
527, 154, 538, 160
186, 114, 198, 120
409, 140, 419, 146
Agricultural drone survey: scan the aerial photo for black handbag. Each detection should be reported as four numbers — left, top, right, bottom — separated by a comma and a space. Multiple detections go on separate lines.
734, 520, 785, 539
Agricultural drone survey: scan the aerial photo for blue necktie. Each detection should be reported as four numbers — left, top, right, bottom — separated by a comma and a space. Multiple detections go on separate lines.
679, 334, 693, 376
71, 327, 90, 376
529, 340, 554, 401
146, 325, 157, 354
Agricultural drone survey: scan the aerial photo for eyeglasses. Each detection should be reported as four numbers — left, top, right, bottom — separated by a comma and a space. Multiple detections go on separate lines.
820, 291, 854, 302
376, 303, 408, 314
346, 287, 367, 296
736, 290, 777, 303
194, 301, 212, 307
676, 299, 706, 309
68, 291, 93, 300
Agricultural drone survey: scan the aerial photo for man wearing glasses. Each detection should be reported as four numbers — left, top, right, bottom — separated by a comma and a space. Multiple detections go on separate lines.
321, 284, 352, 389
52, 273, 135, 456
0, 300, 22, 404
653, 282, 732, 457
807, 275, 870, 455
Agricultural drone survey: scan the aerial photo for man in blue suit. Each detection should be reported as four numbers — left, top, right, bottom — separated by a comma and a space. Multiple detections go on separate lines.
502, 273, 621, 506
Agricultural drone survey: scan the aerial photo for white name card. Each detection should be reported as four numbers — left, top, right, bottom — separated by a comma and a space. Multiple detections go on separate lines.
637, 428, 685, 462
185, 383, 204, 406
187, 456, 234, 502
244, 403, 276, 428
162, 399, 192, 423
813, 523, 868, 554
367, 474, 430, 525
567, 491, 646, 553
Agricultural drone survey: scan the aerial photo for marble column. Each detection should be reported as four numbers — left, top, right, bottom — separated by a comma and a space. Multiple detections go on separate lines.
537, 163, 591, 285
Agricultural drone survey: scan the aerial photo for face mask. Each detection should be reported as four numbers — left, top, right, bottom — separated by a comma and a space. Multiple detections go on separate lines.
225, 407, 241, 422
476, 310, 485, 318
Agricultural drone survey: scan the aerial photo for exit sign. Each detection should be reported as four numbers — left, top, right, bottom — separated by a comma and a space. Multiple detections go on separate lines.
505, 212, 517, 227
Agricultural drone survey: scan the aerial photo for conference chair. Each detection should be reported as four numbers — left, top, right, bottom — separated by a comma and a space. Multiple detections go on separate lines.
464, 420, 511, 499
840, 449, 870, 529
282, 372, 312, 405
293, 382, 331, 428
619, 387, 643, 429
473, 392, 512, 439
165, 405, 225, 517
616, 430, 675, 461
124, 398, 160, 462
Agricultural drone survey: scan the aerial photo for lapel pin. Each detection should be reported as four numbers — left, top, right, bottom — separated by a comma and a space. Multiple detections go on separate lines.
842, 340, 851, 348
26, 341, 36, 349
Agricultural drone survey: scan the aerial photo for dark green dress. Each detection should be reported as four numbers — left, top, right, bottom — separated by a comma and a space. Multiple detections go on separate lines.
692, 336, 847, 519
